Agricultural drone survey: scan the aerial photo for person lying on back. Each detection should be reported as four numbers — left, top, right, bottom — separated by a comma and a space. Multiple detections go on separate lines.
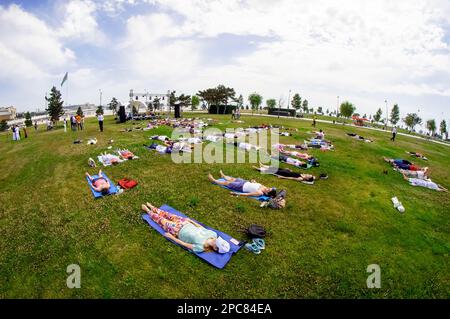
208, 170, 276, 198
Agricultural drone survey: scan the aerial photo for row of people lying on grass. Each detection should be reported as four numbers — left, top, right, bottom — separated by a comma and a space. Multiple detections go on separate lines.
383, 157, 446, 191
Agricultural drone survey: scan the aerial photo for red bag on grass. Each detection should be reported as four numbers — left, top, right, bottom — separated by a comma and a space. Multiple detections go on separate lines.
118, 178, 138, 189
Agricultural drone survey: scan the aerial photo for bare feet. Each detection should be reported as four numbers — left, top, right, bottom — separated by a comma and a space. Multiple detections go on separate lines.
146, 202, 155, 210
208, 173, 216, 183
219, 170, 226, 178
142, 204, 150, 213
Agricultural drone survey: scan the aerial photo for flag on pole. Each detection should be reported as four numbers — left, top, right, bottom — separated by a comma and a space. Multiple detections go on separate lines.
61, 72, 68, 87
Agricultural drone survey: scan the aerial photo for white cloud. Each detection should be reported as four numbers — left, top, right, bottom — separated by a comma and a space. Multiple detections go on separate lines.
58, 0, 107, 45
0, 4, 75, 82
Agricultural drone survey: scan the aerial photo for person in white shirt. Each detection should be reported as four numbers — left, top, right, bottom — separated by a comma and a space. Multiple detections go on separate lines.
391, 126, 397, 141
97, 113, 104, 132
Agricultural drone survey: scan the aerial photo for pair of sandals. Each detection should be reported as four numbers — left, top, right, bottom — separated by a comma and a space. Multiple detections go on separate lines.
244, 238, 265, 255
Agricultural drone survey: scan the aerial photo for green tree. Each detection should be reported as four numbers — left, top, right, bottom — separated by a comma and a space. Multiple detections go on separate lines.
197, 85, 235, 114
373, 108, 383, 122
266, 99, 276, 109
317, 107, 323, 114
96, 105, 104, 115
191, 95, 200, 110
403, 113, 422, 131
340, 101, 355, 118
291, 94, 302, 110
76, 106, 84, 117
0, 120, 8, 132
390, 104, 400, 125
152, 97, 161, 110
24, 112, 33, 127
302, 100, 309, 113
248, 93, 263, 114
108, 97, 119, 115
426, 119, 436, 135
439, 120, 447, 137
45, 86, 65, 122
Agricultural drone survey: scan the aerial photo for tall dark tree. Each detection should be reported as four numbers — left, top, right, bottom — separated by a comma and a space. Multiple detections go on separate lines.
390, 104, 400, 125
152, 97, 161, 110
24, 112, 33, 127
291, 94, 302, 111
440, 120, 447, 138
45, 86, 65, 122
76, 106, 84, 117
317, 106, 323, 114
0, 120, 8, 132
426, 119, 436, 135
302, 100, 309, 113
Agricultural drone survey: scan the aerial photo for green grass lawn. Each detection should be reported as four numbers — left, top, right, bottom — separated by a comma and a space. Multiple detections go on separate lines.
0, 113, 448, 298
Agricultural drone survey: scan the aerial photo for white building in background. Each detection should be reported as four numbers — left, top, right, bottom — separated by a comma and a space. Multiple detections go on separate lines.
129, 89, 170, 113
0, 106, 17, 121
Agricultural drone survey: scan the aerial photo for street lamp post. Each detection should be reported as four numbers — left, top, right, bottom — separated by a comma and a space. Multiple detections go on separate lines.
385, 99, 388, 130
99, 89, 102, 108
336, 96, 340, 123
287, 89, 291, 110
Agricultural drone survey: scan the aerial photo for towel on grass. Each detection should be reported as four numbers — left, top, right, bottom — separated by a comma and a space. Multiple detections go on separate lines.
142, 204, 242, 268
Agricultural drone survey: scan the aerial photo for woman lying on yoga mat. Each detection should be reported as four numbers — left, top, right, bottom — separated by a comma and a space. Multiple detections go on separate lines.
85, 170, 111, 195
208, 170, 277, 198
142, 203, 230, 253
253, 163, 316, 184
383, 157, 422, 171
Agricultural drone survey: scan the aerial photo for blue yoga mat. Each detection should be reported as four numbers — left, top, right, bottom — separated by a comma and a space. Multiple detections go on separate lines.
214, 178, 272, 201
142, 204, 242, 269
86, 174, 119, 198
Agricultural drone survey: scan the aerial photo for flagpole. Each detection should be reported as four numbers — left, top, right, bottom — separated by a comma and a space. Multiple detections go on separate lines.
66, 75, 69, 107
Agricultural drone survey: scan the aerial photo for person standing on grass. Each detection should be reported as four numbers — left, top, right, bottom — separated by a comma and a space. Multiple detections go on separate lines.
75, 114, 82, 130
312, 116, 316, 127
231, 109, 236, 120
236, 107, 240, 120
71, 115, 77, 131
98, 113, 104, 132
391, 126, 397, 141
23, 126, 28, 138
63, 118, 67, 132
34, 121, 38, 131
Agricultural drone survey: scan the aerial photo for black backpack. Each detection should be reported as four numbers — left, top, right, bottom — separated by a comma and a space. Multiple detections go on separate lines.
239, 224, 266, 238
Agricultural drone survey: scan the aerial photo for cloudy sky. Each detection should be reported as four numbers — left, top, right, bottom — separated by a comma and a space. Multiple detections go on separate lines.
0, 0, 449, 125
